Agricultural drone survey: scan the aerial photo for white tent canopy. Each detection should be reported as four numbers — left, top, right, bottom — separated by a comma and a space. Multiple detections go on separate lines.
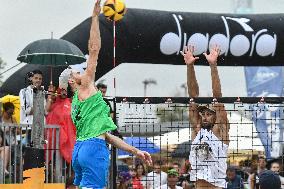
149, 112, 264, 151
228, 112, 264, 151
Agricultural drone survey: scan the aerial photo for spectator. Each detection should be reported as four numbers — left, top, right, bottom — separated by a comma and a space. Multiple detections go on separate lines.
45, 86, 76, 163
96, 83, 107, 96
172, 162, 181, 174
2, 102, 17, 124
118, 171, 132, 189
19, 70, 43, 125
133, 163, 147, 189
45, 70, 77, 163
129, 165, 137, 178
19, 70, 52, 145
96, 83, 114, 117
146, 160, 167, 189
225, 166, 244, 189
270, 161, 284, 188
1, 102, 18, 145
158, 169, 183, 189
96, 83, 122, 138
249, 156, 267, 189
259, 170, 281, 189
0, 129, 9, 175
172, 162, 190, 189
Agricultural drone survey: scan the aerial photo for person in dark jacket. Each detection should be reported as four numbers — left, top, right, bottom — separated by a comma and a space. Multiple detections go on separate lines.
226, 167, 244, 189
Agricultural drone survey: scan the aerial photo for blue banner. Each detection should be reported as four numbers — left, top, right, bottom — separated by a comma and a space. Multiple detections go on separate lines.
245, 67, 284, 159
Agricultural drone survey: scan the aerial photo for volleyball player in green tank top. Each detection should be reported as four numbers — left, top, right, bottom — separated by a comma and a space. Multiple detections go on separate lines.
69, 1, 152, 188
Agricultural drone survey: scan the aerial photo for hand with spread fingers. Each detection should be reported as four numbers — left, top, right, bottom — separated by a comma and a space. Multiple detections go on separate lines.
180, 46, 200, 66
203, 45, 221, 66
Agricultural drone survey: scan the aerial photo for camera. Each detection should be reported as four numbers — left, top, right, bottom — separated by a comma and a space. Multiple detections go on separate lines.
26, 71, 34, 85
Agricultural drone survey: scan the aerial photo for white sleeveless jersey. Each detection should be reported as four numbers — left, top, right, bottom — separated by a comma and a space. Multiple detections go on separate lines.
189, 128, 228, 188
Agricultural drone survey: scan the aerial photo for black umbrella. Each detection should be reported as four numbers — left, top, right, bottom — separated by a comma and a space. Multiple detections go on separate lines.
16, 38, 86, 84
171, 141, 191, 158
17, 39, 86, 66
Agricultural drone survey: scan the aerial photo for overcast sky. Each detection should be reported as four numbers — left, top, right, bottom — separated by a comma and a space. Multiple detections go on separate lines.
1, 0, 284, 97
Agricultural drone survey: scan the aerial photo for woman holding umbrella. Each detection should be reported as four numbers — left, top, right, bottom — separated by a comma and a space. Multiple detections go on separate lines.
68, 1, 152, 189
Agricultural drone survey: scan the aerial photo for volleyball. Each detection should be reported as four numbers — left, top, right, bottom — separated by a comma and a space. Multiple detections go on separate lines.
103, 0, 126, 21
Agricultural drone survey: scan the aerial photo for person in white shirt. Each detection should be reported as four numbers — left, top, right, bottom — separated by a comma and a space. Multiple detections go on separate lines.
146, 160, 167, 188
19, 70, 52, 145
19, 70, 43, 125
181, 46, 229, 189
158, 169, 183, 189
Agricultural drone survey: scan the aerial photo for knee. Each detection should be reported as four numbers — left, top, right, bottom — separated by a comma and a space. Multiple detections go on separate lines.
4, 146, 10, 153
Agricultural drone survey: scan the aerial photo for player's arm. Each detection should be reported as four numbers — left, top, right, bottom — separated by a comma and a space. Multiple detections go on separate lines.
205, 46, 230, 144
181, 46, 200, 140
105, 133, 152, 165
82, 0, 101, 87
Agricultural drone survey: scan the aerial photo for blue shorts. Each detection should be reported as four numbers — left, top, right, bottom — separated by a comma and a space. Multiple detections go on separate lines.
72, 137, 109, 189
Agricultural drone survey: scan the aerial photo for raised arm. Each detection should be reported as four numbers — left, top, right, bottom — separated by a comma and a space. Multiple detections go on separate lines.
181, 46, 200, 140
83, 0, 102, 85
203, 46, 222, 98
204, 46, 229, 144
181, 46, 199, 98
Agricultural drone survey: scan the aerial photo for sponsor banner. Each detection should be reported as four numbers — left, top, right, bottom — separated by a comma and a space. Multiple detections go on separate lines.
63, 8, 284, 66
245, 67, 284, 158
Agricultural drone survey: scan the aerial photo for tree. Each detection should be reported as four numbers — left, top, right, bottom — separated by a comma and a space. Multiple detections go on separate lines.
156, 89, 189, 123
156, 103, 189, 123
0, 57, 6, 86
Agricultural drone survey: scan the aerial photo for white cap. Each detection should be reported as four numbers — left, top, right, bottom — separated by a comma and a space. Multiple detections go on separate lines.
59, 62, 87, 89
59, 68, 72, 90
69, 62, 87, 75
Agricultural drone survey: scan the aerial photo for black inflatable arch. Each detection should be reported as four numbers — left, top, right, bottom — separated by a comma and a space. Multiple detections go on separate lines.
2, 8, 284, 95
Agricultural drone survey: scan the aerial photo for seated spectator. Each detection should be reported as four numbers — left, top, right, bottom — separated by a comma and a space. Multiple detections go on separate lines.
133, 163, 147, 189
158, 169, 183, 189
118, 171, 132, 189
2, 102, 17, 124
0, 129, 9, 175
172, 162, 191, 189
129, 165, 137, 178
225, 166, 244, 189
1, 102, 18, 145
259, 170, 281, 189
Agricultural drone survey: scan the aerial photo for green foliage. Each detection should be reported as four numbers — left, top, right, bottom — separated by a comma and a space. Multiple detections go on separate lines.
0, 57, 6, 86
156, 104, 189, 123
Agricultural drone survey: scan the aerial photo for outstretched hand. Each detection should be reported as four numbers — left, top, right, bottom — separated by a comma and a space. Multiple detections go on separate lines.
203, 45, 220, 66
180, 46, 199, 65
136, 150, 152, 166
93, 0, 101, 16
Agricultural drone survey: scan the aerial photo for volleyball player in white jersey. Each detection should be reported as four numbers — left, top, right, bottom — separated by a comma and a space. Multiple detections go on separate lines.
181, 46, 230, 189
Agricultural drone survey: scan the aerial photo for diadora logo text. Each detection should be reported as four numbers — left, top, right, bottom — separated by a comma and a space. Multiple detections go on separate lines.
160, 14, 277, 57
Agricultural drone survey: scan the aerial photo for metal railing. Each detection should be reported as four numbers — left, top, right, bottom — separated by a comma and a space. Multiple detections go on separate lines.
0, 124, 72, 184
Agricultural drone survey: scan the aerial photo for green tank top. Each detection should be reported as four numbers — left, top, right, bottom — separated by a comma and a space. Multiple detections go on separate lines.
71, 91, 117, 141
